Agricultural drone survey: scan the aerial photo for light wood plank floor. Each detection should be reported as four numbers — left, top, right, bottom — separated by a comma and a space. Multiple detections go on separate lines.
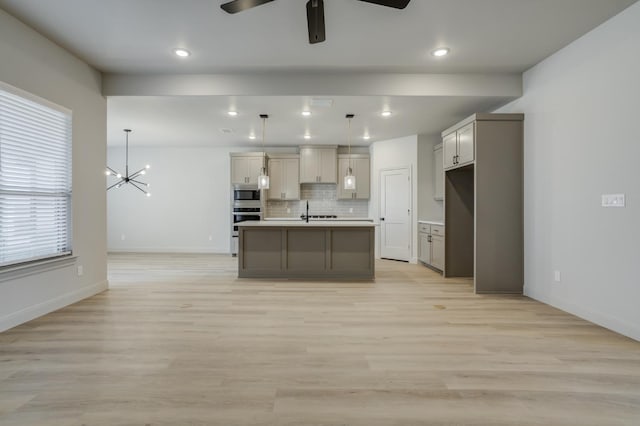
1, 253, 639, 425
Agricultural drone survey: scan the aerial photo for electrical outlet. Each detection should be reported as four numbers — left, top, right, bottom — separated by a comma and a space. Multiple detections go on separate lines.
208, 235, 213, 241
120, 234, 125, 240
349, 207, 353, 213
601, 193, 625, 207
77, 265, 83, 276
286, 208, 291, 213
554, 270, 561, 282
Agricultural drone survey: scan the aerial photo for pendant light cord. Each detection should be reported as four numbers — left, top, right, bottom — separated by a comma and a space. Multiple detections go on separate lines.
262, 116, 267, 170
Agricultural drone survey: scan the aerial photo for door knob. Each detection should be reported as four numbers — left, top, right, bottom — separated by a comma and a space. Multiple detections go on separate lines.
380, 217, 385, 221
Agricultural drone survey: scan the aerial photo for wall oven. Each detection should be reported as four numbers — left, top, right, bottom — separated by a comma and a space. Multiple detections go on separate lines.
231, 186, 262, 256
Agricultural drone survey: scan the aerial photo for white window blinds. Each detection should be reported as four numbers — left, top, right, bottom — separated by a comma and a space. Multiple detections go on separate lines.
0, 84, 72, 267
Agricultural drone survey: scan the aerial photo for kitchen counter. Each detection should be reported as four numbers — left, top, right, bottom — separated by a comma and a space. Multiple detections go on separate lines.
264, 217, 374, 222
237, 221, 375, 279
239, 220, 374, 227
418, 220, 445, 226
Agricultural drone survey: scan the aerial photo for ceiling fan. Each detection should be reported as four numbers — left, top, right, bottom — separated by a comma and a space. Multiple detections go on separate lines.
220, 0, 411, 44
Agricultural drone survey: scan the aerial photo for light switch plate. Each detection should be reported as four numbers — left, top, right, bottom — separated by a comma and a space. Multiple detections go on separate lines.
601, 194, 625, 207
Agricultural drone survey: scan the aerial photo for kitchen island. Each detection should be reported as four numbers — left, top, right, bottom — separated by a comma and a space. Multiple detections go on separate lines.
237, 221, 375, 279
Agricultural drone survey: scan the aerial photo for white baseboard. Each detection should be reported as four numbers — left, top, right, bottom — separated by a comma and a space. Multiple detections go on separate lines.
525, 287, 640, 342
0, 280, 108, 333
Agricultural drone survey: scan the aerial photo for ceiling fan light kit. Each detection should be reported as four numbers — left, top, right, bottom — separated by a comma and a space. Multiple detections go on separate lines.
106, 129, 151, 197
220, 0, 411, 44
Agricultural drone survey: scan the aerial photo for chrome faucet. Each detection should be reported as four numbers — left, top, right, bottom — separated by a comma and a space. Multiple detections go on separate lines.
300, 200, 309, 223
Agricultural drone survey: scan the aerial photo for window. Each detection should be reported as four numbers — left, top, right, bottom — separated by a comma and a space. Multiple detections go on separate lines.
0, 83, 72, 268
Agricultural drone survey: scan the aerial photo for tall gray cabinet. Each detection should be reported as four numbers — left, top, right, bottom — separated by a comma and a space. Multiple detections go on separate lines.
443, 113, 524, 294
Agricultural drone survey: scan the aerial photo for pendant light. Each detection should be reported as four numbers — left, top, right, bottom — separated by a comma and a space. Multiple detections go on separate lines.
344, 114, 356, 190
106, 129, 151, 197
257, 114, 269, 189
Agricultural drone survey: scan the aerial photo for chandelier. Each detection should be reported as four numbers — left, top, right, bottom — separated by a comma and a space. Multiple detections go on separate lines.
106, 129, 151, 196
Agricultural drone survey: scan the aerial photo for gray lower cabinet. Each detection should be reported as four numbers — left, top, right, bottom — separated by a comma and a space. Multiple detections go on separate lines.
238, 225, 375, 279
418, 223, 444, 272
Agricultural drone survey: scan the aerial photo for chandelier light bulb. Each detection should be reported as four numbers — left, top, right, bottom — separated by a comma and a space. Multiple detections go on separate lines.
146, 192, 151, 197
302, 111, 311, 117
116, 173, 122, 179
145, 164, 151, 169
105, 170, 111, 176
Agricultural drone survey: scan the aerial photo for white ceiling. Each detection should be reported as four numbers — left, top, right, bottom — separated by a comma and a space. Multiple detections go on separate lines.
1, 0, 636, 147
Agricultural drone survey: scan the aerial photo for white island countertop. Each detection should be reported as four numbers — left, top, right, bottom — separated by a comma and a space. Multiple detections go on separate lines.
418, 220, 445, 226
238, 220, 375, 227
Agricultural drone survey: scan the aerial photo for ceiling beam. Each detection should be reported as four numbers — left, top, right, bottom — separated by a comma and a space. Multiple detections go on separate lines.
102, 72, 522, 97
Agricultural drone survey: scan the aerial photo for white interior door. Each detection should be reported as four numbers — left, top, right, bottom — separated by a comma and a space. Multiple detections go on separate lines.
380, 167, 411, 261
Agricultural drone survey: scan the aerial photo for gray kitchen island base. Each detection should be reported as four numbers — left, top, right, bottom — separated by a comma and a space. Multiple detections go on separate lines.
238, 222, 375, 279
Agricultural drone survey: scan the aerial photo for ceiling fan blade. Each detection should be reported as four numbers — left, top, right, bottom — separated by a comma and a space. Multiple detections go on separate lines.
220, 0, 275, 14
357, 0, 410, 9
306, 0, 326, 44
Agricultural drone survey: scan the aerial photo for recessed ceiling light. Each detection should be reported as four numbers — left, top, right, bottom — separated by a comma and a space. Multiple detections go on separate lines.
248, 134, 256, 140
173, 48, 191, 58
363, 135, 371, 140
431, 47, 450, 57
302, 111, 311, 117
381, 110, 392, 117
304, 134, 311, 140
227, 110, 238, 117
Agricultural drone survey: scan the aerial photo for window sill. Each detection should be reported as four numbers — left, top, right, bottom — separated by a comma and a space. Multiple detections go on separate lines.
0, 255, 77, 283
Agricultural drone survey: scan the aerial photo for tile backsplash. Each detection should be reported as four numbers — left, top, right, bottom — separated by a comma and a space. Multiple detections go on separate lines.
266, 184, 369, 218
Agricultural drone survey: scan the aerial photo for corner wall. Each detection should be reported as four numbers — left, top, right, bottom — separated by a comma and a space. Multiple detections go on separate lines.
497, 2, 640, 340
369, 135, 419, 262
0, 9, 107, 331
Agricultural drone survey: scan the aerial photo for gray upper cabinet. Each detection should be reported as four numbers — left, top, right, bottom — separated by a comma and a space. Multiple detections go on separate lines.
267, 156, 300, 200
299, 146, 337, 183
231, 154, 264, 185
443, 122, 475, 171
337, 155, 370, 200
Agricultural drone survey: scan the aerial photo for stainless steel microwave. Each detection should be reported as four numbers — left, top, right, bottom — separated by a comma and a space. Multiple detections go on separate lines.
233, 188, 260, 201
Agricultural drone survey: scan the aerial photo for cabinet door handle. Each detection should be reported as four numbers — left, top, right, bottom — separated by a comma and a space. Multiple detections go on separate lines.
428, 235, 432, 242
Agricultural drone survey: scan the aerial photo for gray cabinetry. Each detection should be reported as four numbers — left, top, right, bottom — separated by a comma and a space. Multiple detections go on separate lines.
443, 122, 475, 171
231, 154, 264, 185
418, 223, 444, 272
300, 146, 337, 183
267, 155, 300, 200
443, 113, 524, 294
337, 155, 370, 200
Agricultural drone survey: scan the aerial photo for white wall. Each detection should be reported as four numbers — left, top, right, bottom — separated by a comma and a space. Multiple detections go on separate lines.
370, 135, 419, 262
417, 134, 444, 222
0, 10, 107, 331
108, 146, 246, 253
497, 2, 640, 340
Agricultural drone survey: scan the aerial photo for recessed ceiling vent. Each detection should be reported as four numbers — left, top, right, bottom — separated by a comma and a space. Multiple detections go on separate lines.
310, 98, 333, 107
220, 128, 234, 134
